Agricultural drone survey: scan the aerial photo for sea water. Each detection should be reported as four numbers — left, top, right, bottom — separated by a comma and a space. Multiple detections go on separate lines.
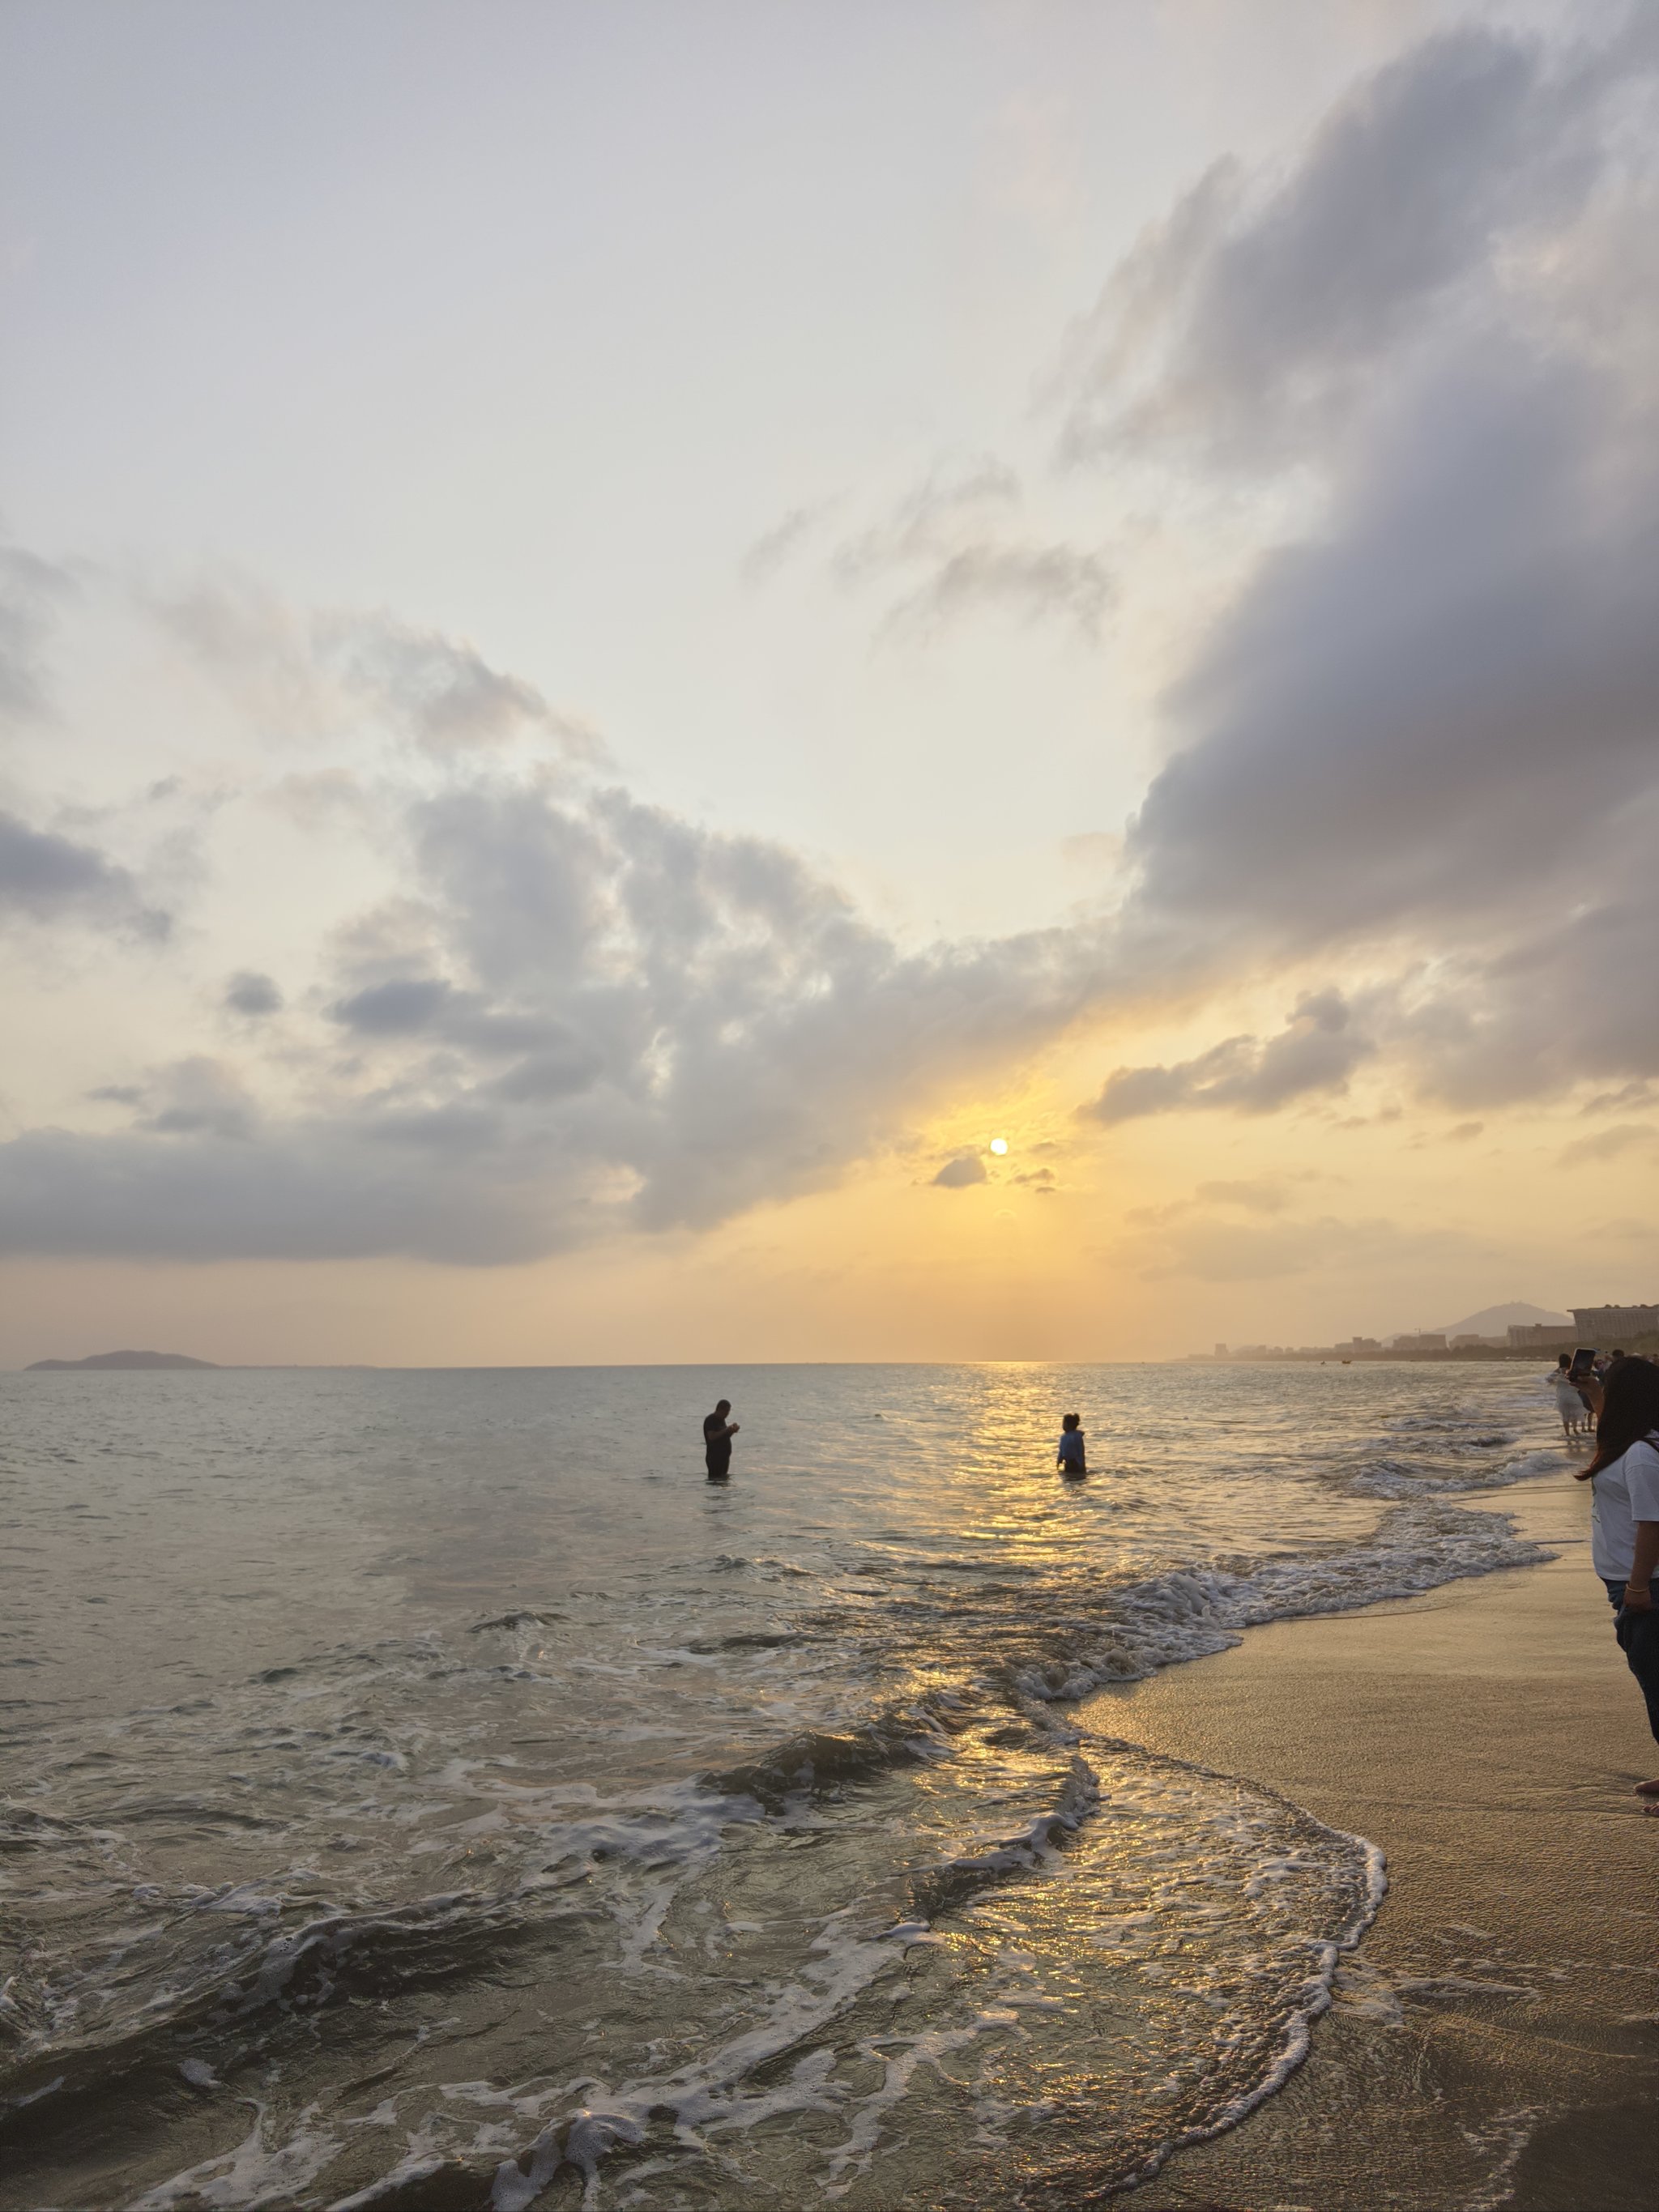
0, 1362, 1566, 2209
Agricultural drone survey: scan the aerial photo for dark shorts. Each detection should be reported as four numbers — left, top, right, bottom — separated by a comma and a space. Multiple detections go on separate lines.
1605, 1579, 1659, 1748
706, 1445, 731, 1480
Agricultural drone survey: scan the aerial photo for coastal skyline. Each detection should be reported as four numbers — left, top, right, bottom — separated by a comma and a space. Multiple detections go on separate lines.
5, 0, 1659, 1366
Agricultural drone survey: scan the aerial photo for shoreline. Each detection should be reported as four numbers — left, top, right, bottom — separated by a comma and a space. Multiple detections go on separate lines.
1073, 1470, 1659, 2210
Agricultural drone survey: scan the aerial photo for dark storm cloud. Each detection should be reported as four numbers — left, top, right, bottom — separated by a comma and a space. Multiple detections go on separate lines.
0, 810, 169, 938
1086, 992, 1373, 1123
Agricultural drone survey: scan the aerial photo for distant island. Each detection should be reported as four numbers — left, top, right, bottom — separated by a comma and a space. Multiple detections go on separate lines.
25, 1349, 220, 1371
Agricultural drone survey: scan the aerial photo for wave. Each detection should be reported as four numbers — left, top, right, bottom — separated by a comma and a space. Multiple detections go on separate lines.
3, 1375, 1567, 2211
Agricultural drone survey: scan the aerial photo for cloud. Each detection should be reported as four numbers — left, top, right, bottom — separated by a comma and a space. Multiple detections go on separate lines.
1127, 1214, 1388, 1283
932, 1153, 988, 1187
1193, 1176, 1299, 1215
1044, 15, 1659, 1123
1557, 1121, 1658, 1166
740, 503, 832, 585
328, 975, 460, 1036
1012, 1166, 1056, 1190
224, 970, 283, 1016
13, 14, 1659, 1273
0, 547, 73, 724
881, 543, 1113, 642
0, 761, 1104, 1261
0, 551, 175, 943
1582, 1081, 1657, 1116
322, 612, 602, 758
833, 457, 1111, 641
0, 1123, 548, 1264
161, 578, 599, 759
1124, 1173, 1320, 1226
0, 810, 169, 939
133, 1058, 258, 1140
1055, 23, 1633, 469
1114, 1180, 1487, 1284
1085, 991, 1372, 1123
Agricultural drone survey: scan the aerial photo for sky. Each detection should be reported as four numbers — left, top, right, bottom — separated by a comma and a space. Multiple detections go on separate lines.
2, 0, 1658, 1366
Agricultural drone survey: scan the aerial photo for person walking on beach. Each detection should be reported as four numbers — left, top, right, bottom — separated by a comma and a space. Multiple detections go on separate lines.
1550, 1354, 1585, 1441
1056, 1413, 1087, 1478
1574, 1356, 1659, 1809
703, 1399, 739, 1481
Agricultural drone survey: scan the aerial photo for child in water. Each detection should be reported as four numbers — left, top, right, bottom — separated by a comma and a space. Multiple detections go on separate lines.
1056, 1413, 1086, 1477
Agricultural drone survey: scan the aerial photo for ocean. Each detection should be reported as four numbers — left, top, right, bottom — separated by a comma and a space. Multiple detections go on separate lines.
0, 1361, 1565, 2210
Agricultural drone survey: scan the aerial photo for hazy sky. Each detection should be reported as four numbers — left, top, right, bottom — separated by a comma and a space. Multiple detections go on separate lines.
3, 0, 1657, 1365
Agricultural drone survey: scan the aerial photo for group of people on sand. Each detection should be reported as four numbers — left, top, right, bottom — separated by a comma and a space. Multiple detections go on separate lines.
1555, 1354, 1659, 1814
1549, 1347, 1625, 1440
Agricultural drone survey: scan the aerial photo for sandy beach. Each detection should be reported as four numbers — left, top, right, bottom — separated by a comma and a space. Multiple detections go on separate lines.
1081, 1471, 1659, 2211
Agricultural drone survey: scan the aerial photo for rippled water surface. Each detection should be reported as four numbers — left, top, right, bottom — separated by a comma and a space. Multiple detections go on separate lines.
0, 1362, 1564, 2208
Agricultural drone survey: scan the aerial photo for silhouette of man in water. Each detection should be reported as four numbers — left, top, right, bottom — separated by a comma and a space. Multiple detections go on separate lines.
703, 1399, 740, 1481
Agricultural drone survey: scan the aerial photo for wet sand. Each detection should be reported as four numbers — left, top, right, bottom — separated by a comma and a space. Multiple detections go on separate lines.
1077, 1474, 1659, 2212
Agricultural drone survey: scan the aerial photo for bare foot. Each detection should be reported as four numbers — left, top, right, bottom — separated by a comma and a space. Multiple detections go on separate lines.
1635, 1779, 1659, 1798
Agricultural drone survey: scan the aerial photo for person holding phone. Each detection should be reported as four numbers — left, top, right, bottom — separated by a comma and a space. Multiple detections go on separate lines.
702, 1399, 740, 1481
1549, 1353, 1586, 1440
1570, 1345, 1598, 1429
1575, 1355, 1659, 1807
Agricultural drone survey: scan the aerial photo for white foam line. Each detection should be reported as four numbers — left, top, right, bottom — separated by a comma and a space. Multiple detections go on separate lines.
1124, 1823, 1388, 2191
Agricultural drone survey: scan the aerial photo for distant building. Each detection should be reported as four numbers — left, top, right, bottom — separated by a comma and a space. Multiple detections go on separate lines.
1215, 1343, 1228, 1358
1451, 1332, 1506, 1349
1392, 1331, 1446, 1353
1340, 1336, 1380, 1353
1572, 1304, 1659, 1341
1508, 1322, 1578, 1351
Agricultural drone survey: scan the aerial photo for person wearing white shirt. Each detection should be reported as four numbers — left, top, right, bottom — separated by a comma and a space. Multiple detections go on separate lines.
1546, 1353, 1585, 1439
1574, 1356, 1659, 1807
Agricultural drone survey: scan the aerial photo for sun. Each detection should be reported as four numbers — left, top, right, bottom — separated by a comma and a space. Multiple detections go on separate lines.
989, 1136, 1009, 1155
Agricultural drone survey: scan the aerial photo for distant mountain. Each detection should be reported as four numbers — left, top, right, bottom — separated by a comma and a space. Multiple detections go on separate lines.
1431, 1302, 1571, 1340
26, 1349, 220, 1371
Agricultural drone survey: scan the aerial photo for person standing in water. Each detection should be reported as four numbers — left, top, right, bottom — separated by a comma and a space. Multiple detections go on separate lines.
1056, 1413, 1087, 1478
1574, 1356, 1659, 1809
703, 1399, 739, 1481
1550, 1353, 1585, 1441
